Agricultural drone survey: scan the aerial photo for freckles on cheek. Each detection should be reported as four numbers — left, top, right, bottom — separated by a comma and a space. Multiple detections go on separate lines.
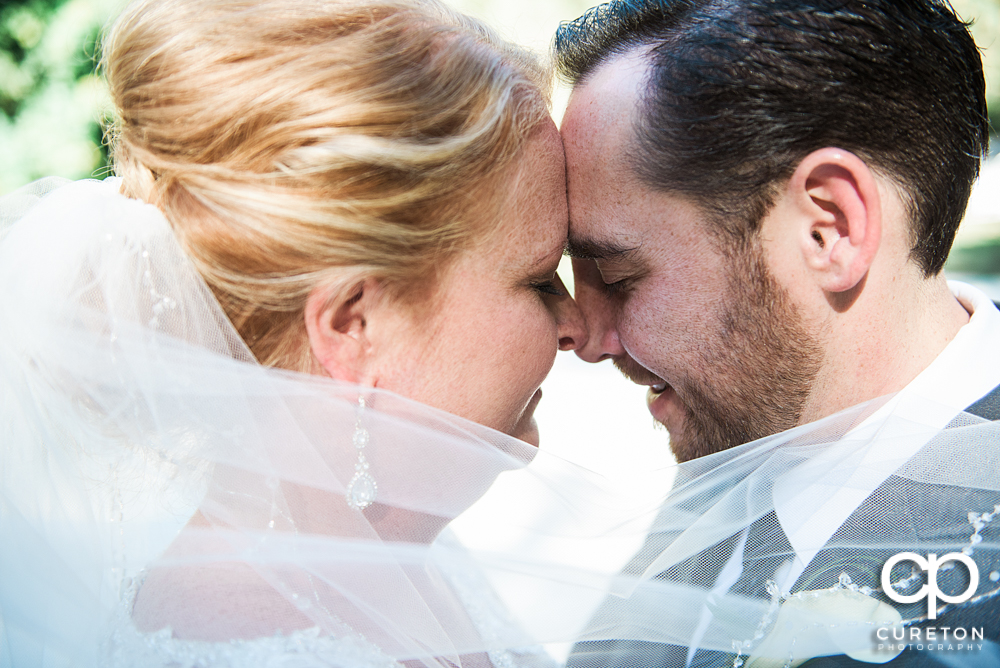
535, 322, 560, 378
508, 317, 556, 380
618, 306, 665, 367
617, 307, 644, 346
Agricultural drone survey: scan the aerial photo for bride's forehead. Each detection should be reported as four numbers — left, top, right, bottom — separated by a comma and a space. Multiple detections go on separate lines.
501, 130, 569, 236
449, 122, 568, 271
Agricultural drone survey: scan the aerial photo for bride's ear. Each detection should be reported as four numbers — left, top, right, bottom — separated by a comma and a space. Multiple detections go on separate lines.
304, 280, 376, 383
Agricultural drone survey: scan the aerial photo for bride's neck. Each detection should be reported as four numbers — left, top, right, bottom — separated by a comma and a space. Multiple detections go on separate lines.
290, 484, 450, 543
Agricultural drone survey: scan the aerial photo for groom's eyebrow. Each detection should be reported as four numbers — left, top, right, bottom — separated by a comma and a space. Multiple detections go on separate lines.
565, 237, 638, 260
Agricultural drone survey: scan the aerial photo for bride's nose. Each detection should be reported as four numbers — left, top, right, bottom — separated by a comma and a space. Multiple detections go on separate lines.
551, 274, 588, 352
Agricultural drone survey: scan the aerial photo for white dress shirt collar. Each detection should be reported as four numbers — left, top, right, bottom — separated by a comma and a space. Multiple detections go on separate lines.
773, 281, 1000, 590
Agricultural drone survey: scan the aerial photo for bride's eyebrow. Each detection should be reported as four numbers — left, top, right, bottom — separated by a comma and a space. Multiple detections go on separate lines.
565, 237, 638, 261
528, 245, 564, 271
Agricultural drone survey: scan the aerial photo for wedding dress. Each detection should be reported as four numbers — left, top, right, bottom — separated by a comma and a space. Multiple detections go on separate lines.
3, 178, 1000, 668
0, 177, 560, 668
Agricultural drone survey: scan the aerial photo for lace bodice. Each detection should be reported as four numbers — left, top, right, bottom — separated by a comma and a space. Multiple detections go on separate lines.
109, 624, 402, 668
106, 532, 554, 668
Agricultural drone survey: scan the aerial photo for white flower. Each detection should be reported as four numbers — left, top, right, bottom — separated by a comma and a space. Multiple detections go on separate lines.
747, 588, 903, 667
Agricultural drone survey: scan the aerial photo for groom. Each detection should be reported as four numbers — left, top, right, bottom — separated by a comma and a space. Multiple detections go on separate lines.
557, 0, 1000, 665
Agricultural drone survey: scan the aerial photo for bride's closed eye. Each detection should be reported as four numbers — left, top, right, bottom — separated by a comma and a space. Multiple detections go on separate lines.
531, 277, 567, 297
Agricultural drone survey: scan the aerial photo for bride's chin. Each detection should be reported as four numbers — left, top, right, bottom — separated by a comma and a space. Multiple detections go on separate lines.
511, 388, 543, 447
513, 416, 540, 447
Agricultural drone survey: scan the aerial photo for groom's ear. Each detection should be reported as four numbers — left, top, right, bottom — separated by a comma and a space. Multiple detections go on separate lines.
780, 147, 882, 295
305, 280, 376, 383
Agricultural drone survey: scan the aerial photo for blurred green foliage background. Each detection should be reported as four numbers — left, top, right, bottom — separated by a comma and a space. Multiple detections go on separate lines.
0, 0, 600, 192
1, 0, 999, 207
0, 0, 118, 193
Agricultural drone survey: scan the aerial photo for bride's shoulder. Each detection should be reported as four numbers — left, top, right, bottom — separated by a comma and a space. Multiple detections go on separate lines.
131, 561, 312, 641
109, 621, 403, 668
111, 568, 403, 668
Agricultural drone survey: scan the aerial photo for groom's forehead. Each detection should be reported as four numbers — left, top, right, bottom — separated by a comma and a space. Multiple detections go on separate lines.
561, 50, 647, 159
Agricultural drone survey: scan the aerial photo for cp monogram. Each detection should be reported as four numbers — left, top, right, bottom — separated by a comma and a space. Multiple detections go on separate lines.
881, 552, 979, 619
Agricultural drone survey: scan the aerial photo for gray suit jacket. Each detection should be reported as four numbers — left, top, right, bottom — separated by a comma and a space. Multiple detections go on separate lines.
568, 384, 1000, 668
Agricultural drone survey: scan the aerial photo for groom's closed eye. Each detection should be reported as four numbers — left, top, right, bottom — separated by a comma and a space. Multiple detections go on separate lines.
565, 237, 638, 262
567, 238, 643, 296
600, 276, 633, 296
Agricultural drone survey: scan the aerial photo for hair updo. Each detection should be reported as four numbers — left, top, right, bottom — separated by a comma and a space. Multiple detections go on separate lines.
101, 0, 550, 370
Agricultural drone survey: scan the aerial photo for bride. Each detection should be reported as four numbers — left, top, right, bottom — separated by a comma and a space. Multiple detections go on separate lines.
0, 0, 587, 665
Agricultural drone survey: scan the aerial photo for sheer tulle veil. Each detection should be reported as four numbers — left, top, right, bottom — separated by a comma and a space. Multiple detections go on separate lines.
3, 178, 1000, 667
0, 178, 554, 666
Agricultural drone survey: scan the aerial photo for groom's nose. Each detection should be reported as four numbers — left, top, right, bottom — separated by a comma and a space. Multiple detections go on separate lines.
570, 258, 626, 363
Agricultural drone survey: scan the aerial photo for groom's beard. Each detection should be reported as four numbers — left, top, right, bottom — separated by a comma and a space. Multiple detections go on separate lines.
666, 243, 822, 463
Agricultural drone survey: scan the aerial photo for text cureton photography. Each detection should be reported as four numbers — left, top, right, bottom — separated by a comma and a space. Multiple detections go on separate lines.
870, 550, 990, 657
876, 625, 986, 654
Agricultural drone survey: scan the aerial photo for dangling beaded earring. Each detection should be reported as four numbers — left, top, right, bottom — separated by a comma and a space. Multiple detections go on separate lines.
346, 394, 377, 510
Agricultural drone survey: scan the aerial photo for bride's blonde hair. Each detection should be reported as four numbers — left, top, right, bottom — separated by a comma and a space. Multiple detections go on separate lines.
101, 0, 550, 370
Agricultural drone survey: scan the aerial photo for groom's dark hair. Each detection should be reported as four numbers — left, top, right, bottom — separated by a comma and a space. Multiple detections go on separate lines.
554, 0, 988, 275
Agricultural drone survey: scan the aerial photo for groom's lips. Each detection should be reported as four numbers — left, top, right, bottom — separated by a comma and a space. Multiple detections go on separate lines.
613, 358, 663, 388
613, 358, 678, 426
646, 382, 677, 425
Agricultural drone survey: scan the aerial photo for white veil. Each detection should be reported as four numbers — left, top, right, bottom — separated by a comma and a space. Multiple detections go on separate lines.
2, 178, 999, 668
0, 178, 559, 667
